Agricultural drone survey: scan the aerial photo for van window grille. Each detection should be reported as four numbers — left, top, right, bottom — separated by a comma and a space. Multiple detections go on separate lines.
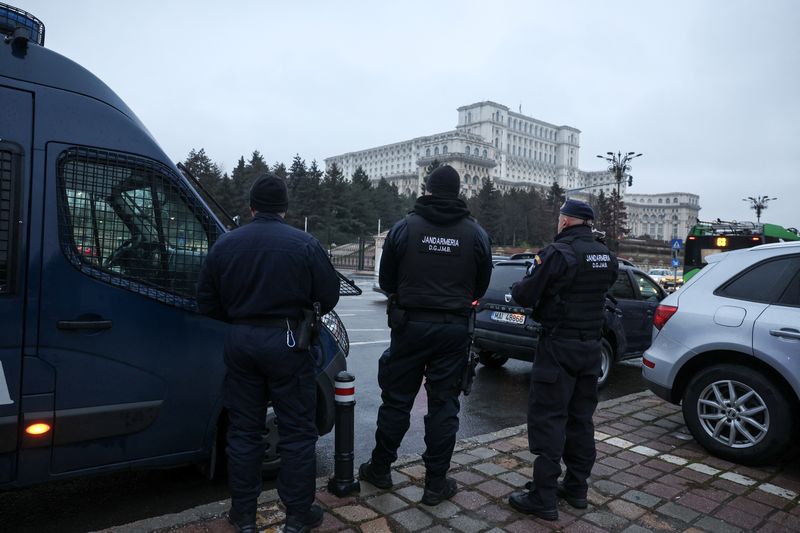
0, 146, 19, 294
56, 147, 217, 309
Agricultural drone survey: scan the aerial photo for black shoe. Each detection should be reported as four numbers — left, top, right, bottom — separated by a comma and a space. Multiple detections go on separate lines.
508, 490, 558, 521
421, 477, 457, 506
557, 482, 588, 509
284, 504, 324, 533
358, 461, 393, 489
226, 509, 257, 533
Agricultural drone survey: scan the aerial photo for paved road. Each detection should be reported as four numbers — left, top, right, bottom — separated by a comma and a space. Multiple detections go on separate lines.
0, 277, 647, 532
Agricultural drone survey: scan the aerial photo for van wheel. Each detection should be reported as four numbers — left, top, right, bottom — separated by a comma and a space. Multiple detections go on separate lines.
682, 364, 793, 465
207, 409, 282, 481
478, 350, 508, 368
262, 407, 281, 478
597, 338, 613, 389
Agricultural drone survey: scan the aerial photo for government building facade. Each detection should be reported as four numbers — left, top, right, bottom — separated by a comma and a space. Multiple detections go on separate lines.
324, 101, 700, 242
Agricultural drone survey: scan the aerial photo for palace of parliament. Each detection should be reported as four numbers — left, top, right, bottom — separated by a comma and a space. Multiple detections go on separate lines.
324, 101, 699, 241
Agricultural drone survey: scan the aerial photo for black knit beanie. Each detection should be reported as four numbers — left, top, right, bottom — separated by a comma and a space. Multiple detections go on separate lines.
425, 165, 461, 197
250, 173, 289, 213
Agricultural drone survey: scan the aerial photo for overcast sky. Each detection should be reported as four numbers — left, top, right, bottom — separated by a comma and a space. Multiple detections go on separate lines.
19, 1, 800, 229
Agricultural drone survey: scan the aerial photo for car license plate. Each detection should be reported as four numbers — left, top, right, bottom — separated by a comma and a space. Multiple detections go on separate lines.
490, 311, 525, 325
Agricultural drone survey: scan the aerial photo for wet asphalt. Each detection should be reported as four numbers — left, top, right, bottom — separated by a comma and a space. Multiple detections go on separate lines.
0, 277, 647, 532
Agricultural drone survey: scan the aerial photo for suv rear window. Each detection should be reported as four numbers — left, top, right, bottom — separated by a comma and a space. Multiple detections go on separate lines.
717, 256, 800, 304
490, 264, 527, 291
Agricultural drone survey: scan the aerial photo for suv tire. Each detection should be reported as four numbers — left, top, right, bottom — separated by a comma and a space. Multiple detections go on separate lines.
597, 338, 613, 390
682, 364, 793, 465
478, 350, 509, 368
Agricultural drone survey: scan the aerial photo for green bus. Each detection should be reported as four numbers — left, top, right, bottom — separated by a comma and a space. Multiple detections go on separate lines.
683, 220, 800, 281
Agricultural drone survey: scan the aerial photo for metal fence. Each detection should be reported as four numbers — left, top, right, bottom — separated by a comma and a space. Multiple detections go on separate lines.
328, 237, 375, 272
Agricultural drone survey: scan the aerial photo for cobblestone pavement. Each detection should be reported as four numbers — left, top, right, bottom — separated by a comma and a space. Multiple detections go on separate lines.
119, 392, 799, 533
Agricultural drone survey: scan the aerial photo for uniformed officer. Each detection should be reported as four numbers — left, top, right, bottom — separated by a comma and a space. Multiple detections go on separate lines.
358, 165, 492, 505
507, 199, 617, 521
197, 173, 340, 533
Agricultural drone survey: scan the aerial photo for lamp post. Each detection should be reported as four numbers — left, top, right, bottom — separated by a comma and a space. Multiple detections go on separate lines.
595, 151, 642, 250
743, 196, 776, 223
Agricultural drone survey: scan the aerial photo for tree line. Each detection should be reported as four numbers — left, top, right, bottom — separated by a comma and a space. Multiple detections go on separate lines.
183, 149, 627, 250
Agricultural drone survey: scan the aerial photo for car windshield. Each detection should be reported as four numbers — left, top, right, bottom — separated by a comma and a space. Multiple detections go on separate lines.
490, 264, 527, 291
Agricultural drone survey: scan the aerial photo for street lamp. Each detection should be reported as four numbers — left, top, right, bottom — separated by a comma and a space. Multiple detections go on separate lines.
743, 195, 777, 223
595, 151, 642, 198
595, 150, 642, 251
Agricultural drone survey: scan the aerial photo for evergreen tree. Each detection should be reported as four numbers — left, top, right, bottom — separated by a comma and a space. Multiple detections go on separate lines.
373, 177, 405, 232
475, 177, 502, 242
606, 189, 628, 252
320, 162, 349, 244
272, 162, 288, 178
345, 166, 377, 239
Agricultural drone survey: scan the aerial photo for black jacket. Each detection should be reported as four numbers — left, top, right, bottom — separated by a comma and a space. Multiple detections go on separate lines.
197, 213, 339, 322
380, 195, 492, 311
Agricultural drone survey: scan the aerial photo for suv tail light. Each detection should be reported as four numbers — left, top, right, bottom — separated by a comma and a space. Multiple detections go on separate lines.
653, 304, 678, 330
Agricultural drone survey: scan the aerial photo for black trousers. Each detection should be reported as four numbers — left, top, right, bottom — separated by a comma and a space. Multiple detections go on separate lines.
527, 334, 601, 507
223, 325, 318, 522
370, 320, 470, 479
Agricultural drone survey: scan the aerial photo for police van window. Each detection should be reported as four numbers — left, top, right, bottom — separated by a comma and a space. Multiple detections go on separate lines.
609, 271, 635, 300
631, 271, 662, 301
57, 147, 216, 308
0, 145, 21, 294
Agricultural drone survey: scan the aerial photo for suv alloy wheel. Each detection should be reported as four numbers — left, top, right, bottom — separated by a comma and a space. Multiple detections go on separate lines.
682, 364, 793, 465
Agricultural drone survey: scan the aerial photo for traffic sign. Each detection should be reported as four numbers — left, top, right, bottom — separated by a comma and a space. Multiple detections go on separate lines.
671, 238, 683, 251
671, 257, 680, 268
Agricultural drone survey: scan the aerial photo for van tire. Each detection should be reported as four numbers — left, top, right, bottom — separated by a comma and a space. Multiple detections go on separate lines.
597, 338, 613, 390
208, 409, 282, 481
682, 364, 793, 465
478, 350, 508, 368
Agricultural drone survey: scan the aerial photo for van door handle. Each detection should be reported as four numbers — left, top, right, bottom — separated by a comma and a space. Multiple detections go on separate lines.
769, 328, 800, 340
57, 320, 113, 331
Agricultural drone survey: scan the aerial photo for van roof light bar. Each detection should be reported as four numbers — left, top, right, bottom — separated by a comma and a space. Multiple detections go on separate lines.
0, 3, 45, 46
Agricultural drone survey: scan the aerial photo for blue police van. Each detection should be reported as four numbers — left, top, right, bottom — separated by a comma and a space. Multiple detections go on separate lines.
0, 3, 352, 489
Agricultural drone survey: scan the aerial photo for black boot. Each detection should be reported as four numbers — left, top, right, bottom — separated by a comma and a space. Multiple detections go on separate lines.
508, 490, 558, 521
226, 509, 257, 533
557, 481, 588, 509
421, 476, 458, 506
358, 460, 393, 489
284, 504, 324, 533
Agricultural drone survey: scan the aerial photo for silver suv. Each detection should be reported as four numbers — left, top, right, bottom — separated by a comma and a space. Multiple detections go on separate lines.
643, 241, 800, 464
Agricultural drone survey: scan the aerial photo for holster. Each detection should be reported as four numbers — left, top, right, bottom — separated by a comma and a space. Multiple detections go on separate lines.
386, 294, 408, 331
460, 348, 479, 396
294, 303, 321, 351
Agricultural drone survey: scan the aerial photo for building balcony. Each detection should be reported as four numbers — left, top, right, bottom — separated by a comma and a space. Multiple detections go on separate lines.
416, 153, 497, 168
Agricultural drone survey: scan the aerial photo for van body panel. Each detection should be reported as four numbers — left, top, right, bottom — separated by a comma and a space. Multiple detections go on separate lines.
0, 85, 33, 484
37, 139, 227, 474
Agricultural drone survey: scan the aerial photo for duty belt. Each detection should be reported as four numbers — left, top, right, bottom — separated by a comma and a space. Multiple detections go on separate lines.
232, 317, 299, 328
405, 310, 469, 325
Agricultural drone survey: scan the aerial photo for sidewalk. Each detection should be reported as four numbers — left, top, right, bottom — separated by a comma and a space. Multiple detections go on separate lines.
115, 391, 800, 533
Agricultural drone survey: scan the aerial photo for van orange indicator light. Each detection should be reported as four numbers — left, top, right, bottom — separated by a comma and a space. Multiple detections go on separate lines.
25, 423, 51, 436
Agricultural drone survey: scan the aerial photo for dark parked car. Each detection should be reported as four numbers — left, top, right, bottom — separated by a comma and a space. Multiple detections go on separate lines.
472, 260, 666, 388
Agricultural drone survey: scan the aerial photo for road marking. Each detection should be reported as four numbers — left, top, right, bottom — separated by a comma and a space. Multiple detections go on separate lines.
720, 472, 757, 486
350, 340, 391, 346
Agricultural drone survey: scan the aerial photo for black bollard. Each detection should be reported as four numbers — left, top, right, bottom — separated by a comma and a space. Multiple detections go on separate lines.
327, 371, 361, 496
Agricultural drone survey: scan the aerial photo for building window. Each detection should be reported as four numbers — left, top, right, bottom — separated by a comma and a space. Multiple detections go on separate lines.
434, 147, 439, 156
482, 149, 488, 158
426, 148, 430, 157
442, 145, 448, 154
465, 146, 471, 155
